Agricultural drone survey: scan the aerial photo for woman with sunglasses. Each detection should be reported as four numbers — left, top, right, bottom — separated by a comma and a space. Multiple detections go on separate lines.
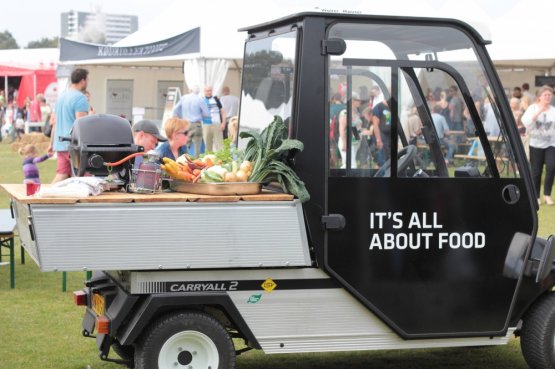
155, 117, 190, 161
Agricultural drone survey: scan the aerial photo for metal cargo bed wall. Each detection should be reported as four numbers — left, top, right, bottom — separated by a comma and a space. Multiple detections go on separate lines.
13, 200, 310, 272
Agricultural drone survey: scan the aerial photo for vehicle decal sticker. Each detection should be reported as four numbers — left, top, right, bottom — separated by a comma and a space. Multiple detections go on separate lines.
247, 294, 262, 304
261, 278, 277, 292
139, 278, 339, 293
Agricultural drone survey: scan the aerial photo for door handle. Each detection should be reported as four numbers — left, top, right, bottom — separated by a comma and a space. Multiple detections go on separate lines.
322, 214, 346, 230
502, 184, 520, 205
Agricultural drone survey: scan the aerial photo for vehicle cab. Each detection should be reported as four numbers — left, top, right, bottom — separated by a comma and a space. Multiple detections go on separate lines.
239, 11, 552, 346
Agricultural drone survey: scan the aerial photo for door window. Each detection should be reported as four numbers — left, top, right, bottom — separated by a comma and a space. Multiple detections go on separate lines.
327, 23, 520, 179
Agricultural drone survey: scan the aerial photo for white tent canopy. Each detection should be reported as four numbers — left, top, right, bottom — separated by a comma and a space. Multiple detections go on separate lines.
113, 0, 297, 93
55, 0, 555, 119
486, 0, 555, 71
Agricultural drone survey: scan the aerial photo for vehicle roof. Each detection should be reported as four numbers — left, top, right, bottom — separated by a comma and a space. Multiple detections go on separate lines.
239, 11, 490, 46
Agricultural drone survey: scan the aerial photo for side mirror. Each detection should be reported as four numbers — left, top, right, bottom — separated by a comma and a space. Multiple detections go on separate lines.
322, 38, 346, 55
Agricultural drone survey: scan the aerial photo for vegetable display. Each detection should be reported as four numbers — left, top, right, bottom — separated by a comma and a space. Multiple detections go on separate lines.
240, 116, 310, 203
161, 117, 310, 203
161, 154, 253, 184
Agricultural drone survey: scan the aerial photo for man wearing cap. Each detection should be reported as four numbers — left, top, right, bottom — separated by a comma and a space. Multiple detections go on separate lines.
132, 119, 167, 166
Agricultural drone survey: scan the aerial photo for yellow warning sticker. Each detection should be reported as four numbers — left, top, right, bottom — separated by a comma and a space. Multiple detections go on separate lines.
261, 278, 277, 292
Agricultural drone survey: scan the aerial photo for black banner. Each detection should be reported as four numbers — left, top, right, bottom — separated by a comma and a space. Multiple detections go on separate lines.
60, 27, 200, 62
535, 75, 555, 87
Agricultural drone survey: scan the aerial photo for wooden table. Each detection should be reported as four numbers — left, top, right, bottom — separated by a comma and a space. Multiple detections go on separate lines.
0, 184, 294, 204
0, 209, 16, 288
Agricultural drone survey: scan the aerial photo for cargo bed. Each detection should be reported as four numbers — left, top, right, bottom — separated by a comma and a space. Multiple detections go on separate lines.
1, 184, 309, 272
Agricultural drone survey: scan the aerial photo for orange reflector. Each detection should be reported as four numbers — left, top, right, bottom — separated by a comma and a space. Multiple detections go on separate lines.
73, 290, 87, 306
96, 316, 110, 335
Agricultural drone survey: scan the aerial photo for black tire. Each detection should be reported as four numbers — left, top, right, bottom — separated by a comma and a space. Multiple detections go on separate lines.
112, 340, 135, 368
521, 293, 555, 369
134, 311, 236, 369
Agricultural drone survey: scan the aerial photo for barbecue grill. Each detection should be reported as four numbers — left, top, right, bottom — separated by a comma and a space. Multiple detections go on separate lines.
65, 114, 142, 184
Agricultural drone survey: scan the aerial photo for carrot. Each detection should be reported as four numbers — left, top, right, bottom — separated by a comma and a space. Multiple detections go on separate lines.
193, 168, 201, 176
178, 171, 194, 181
180, 163, 192, 174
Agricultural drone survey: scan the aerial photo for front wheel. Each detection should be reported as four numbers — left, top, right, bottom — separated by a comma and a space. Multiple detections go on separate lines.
521, 293, 555, 369
135, 311, 236, 369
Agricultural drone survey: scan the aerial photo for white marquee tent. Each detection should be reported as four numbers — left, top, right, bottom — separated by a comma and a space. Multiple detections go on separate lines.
58, 0, 295, 119
58, 0, 555, 119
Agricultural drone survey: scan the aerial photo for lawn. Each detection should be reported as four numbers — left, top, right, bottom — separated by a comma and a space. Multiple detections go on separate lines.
0, 136, 553, 369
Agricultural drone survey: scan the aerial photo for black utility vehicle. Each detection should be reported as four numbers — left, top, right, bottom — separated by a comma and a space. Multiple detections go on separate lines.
9, 11, 555, 369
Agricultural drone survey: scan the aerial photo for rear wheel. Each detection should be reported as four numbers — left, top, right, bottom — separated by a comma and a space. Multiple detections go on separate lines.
135, 311, 236, 369
521, 293, 555, 369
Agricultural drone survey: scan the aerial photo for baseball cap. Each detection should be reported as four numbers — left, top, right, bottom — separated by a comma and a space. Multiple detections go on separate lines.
133, 119, 167, 141
351, 92, 361, 100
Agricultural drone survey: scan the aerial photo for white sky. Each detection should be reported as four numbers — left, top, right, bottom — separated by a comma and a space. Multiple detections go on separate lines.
0, 0, 528, 49
1, 0, 175, 47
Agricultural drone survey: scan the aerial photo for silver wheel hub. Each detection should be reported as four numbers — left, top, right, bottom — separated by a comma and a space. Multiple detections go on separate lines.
159, 330, 218, 369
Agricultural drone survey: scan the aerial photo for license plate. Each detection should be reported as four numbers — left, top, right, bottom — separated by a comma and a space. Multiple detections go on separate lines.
92, 293, 105, 316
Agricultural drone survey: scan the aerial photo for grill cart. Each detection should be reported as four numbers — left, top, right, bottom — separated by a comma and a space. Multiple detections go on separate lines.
4, 11, 555, 369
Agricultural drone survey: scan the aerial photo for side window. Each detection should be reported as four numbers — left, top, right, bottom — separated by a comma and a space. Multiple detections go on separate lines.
326, 22, 520, 179
328, 66, 392, 175
413, 69, 518, 179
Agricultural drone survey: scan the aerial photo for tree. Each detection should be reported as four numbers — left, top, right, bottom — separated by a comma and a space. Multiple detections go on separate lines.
27, 37, 59, 49
0, 30, 19, 49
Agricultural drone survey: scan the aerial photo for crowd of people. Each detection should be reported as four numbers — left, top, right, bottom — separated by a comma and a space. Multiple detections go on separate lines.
331, 82, 555, 205
0, 88, 52, 143
23, 67, 240, 185
6, 66, 554, 206
171, 84, 239, 158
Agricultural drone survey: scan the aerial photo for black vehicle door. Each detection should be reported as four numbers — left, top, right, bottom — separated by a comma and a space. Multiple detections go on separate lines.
324, 22, 536, 338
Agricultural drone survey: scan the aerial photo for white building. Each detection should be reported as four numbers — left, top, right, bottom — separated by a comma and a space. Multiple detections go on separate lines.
61, 10, 138, 45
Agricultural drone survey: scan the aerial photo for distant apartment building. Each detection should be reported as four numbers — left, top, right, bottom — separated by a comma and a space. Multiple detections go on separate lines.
61, 10, 138, 44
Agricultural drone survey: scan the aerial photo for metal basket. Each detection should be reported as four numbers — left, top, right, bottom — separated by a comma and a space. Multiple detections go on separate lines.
129, 166, 162, 194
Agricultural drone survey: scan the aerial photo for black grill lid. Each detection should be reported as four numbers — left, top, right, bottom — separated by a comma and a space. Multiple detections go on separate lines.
68, 114, 141, 178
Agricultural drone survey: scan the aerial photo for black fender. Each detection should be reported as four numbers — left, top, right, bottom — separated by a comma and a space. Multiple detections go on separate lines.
510, 236, 555, 326
83, 271, 140, 337
117, 292, 261, 349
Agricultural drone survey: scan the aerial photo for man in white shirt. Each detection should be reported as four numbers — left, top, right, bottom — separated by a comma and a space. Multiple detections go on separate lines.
219, 86, 239, 140
431, 104, 457, 164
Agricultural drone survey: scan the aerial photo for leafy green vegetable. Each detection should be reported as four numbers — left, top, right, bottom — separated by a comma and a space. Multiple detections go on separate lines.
204, 138, 243, 164
240, 116, 310, 203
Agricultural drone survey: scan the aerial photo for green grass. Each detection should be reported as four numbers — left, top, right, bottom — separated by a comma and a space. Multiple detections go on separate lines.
0, 137, 553, 369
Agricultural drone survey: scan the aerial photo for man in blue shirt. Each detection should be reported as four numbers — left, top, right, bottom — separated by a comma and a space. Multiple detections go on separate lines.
48, 68, 89, 183
172, 86, 209, 157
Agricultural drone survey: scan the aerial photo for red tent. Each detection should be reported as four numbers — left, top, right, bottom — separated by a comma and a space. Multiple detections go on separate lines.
0, 49, 58, 107
0, 65, 57, 107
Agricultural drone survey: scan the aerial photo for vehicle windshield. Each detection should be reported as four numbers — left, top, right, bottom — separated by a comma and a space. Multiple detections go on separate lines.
238, 30, 297, 148
327, 22, 517, 178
